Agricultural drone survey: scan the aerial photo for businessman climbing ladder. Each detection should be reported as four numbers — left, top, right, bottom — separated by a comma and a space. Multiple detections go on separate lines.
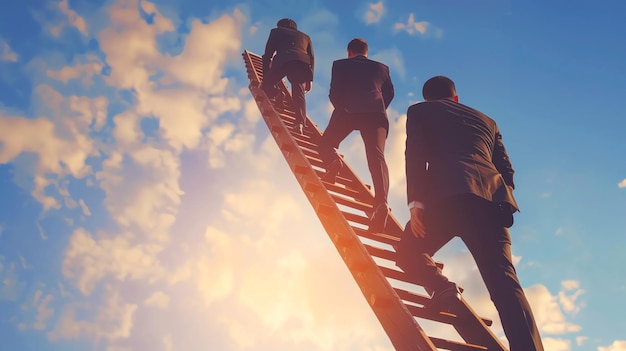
243, 49, 510, 351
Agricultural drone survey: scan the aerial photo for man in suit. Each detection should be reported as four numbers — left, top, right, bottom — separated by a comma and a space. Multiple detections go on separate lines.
261, 18, 314, 134
396, 76, 544, 350
318, 38, 394, 232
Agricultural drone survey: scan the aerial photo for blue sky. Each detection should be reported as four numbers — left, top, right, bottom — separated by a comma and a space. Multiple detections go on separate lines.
0, 0, 625, 350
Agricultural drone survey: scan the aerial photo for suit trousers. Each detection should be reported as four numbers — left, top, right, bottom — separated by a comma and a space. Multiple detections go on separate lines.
318, 110, 389, 206
395, 194, 544, 351
261, 60, 309, 126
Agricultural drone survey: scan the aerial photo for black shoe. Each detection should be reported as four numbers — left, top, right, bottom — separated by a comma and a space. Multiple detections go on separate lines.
425, 282, 462, 313
322, 159, 343, 183
369, 203, 389, 233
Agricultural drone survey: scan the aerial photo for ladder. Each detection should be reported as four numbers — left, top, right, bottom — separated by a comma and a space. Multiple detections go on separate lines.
242, 50, 509, 351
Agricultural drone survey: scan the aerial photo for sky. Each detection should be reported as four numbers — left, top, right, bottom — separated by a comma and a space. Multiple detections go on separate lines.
0, 0, 625, 350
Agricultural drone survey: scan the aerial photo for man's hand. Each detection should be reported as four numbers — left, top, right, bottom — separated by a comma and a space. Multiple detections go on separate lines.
304, 81, 312, 93
410, 207, 426, 238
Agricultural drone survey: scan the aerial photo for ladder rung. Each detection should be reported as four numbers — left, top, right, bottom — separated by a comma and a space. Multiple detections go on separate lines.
352, 227, 400, 246
406, 303, 494, 327
379, 266, 428, 286
342, 211, 369, 226
331, 194, 372, 213
406, 304, 463, 324
364, 243, 395, 261
293, 137, 320, 151
394, 288, 430, 305
316, 169, 367, 193
324, 182, 367, 200
430, 337, 488, 351
300, 147, 321, 160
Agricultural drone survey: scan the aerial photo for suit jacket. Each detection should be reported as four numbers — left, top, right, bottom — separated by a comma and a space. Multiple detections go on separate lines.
405, 99, 519, 211
329, 55, 394, 115
262, 26, 314, 82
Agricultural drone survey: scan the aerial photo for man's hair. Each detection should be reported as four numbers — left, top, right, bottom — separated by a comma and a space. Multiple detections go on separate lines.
422, 76, 457, 101
277, 18, 297, 30
347, 38, 368, 55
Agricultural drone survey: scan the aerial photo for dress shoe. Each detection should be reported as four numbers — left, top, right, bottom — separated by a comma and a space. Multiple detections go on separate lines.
425, 282, 462, 313
322, 159, 343, 183
369, 202, 389, 233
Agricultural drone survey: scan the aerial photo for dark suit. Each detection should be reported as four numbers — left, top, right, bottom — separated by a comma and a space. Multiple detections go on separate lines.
396, 99, 544, 351
319, 55, 394, 206
261, 25, 314, 126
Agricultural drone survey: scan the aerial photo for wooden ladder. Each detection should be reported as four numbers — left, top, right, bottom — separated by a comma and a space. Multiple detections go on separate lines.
242, 50, 509, 351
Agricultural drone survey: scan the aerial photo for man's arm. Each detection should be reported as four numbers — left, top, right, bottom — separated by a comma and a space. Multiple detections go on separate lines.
382, 65, 394, 108
307, 36, 314, 78
405, 104, 428, 205
492, 128, 515, 189
405, 104, 429, 237
262, 29, 276, 74
328, 61, 344, 110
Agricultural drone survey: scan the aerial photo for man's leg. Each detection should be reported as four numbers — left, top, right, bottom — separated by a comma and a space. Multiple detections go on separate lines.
461, 199, 544, 351
395, 223, 455, 295
289, 79, 306, 127
261, 65, 287, 99
359, 123, 389, 206
359, 119, 390, 232
286, 66, 308, 128
318, 111, 353, 182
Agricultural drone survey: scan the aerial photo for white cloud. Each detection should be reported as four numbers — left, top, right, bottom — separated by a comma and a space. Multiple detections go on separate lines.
162, 13, 243, 93
167, 225, 236, 307
43, 0, 88, 37
0, 258, 26, 301
17, 290, 55, 331
543, 337, 571, 351
58, 0, 88, 36
48, 286, 137, 342
599, 341, 626, 351
0, 84, 106, 210
232, 246, 393, 350
558, 280, 584, 314
576, 336, 588, 346
394, 13, 429, 35
144, 291, 170, 309
98, 0, 175, 90
371, 47, 406, 80
525, 284, 582, 335
163, 335, 173, 351
618, 179, 626, 188
47, 55, 103, 87
97, 2, 243, 153
78, 199, 91, 216
47, 5, 252, 320
0, 38, 18, 62
364, 2, 384, 24
62, 228, 166, 296
34, 293, 55, 330
393, 13, 442, 38
386, 109, 407, 204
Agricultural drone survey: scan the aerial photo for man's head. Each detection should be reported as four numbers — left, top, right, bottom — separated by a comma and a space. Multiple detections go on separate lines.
422, 76, 459, 102
277, 18, 297, 30
347, 38, 368, 58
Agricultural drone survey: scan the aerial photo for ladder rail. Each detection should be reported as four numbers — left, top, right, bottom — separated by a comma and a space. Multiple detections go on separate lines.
244, 50, 437, 351
242, 49, 508, 351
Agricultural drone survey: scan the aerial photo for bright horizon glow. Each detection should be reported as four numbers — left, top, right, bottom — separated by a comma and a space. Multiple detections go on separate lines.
1, 1, 625, 351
